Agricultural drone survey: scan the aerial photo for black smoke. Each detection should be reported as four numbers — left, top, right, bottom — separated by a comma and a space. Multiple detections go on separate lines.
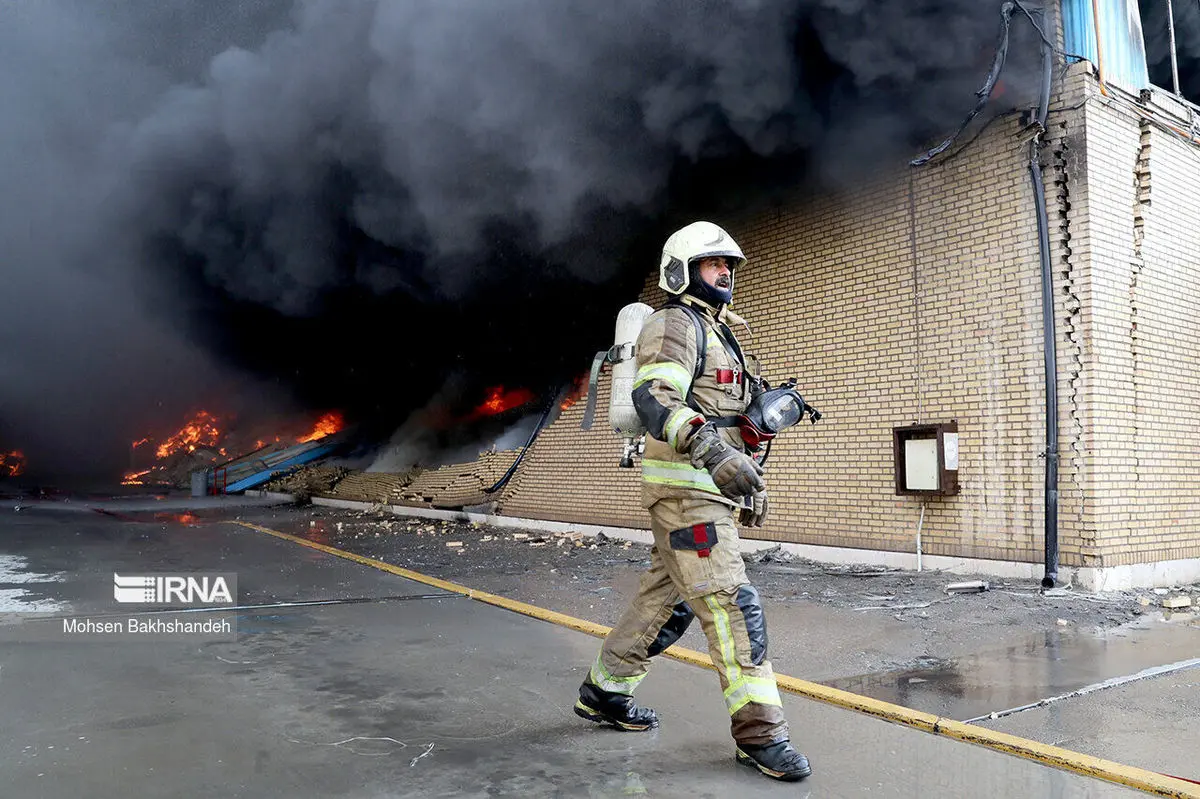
1, 0, 1043, 480
1142, 0, 1200, 100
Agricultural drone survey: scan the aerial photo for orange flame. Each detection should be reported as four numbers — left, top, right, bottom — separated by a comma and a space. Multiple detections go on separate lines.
472, 386, 535, 418
1, 450, 26, 478
122, 469, 151, 486
155, 411, 222, 459
131, 437, 151, 449
559, 373, 590, 411
298, 411, 344, 443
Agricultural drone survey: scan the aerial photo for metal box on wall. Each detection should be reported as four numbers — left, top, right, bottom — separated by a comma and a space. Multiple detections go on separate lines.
893, 422, 959, 496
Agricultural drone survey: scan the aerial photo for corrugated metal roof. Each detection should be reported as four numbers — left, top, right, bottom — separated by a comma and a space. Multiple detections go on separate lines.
1062, 0, 1150, 91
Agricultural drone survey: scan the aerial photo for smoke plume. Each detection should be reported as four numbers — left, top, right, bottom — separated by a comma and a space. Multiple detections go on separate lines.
1142, 0, 1200, 100
1, 0, 1040, 480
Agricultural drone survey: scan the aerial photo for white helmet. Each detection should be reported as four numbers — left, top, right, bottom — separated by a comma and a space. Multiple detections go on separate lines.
657, 221, 747, 296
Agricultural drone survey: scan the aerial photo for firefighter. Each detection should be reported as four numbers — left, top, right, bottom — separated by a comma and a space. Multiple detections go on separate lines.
573, 221, 811, 781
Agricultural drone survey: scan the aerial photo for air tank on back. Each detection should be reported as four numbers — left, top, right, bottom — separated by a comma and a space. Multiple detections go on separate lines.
610, 302, 654, 465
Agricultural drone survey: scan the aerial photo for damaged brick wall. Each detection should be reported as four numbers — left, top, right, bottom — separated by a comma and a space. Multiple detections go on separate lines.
1103, 107, 1200, 567
1013, 65, 1200, 570
498, 374, 650, 529
303, 450, 524, 510
324, 471, 416, 506
398, 449, 524, 509
1044, 65, 1093, 568
502, 63, 1200, 571
1130, 119, 1151, 522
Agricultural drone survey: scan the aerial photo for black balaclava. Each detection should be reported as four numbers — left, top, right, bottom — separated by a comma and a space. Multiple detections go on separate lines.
685, 259, 733, 307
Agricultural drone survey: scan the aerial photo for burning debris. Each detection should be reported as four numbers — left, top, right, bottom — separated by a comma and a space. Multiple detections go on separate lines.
559, 374, 590, 412
469, 387, 537, 421
1, 450, 26, 478
120, 468, 151, 487
153, 410, 222, 460
298, 411, 345, 444
123, 410, 227, 486
123, 409, 349, 489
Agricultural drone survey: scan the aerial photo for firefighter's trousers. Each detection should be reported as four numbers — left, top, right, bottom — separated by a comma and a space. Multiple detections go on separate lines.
587, 497, 789, 746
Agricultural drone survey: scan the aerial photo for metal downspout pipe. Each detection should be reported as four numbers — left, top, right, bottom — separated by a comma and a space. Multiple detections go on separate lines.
1166, 0, 1182, 97
1029, 7, 1058, 588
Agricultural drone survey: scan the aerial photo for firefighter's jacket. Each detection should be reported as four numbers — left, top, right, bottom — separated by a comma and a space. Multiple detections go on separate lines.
632, 295, 761, 510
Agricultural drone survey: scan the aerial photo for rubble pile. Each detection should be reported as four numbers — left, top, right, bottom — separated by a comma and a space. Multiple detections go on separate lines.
397, 449, 523, 507
743, 544, 797, 565
148, 449, 225, 489
327, 470, 420, 505
381, 520, 631, 555
259, 448, 524, 510
265, 464, 352, 499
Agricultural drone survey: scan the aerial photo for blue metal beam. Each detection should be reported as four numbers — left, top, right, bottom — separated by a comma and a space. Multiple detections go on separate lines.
222, 443, 336, 493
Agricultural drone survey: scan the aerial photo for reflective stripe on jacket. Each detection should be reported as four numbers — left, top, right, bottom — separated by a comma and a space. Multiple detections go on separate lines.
633, 296, 756, 509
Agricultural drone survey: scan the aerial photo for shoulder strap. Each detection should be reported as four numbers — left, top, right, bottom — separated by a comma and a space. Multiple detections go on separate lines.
663, 300, 707, 381
715, 321, 746, 370
579, 348, 610, 431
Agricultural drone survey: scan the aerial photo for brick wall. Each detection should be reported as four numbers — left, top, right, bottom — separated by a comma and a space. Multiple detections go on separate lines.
502, 60, 1200, 570
1129, 119, 1200, 565
313, 450, 523, 510
499, 374, 651, 530
1071, 79, 1200, 567
1043, 65, 1093, 568
399, 449, 523, 508
502, 112, 1066, 562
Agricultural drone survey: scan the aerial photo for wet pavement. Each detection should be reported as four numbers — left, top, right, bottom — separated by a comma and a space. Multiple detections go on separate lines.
825, 620, 1200, 722
0, 499, 1183, 797
983, 668, 1200, 787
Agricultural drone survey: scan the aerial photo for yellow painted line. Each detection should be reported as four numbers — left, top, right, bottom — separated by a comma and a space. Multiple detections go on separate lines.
231, 521, 1200, 799
233, 522, 610, 638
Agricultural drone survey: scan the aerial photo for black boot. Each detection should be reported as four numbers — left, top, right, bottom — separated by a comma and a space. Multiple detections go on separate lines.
735, 740, 812, 781
574, 681, 659, 731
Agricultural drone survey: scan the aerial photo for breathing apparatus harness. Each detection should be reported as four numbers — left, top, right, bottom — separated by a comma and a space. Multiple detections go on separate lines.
669, 300, 821, 462
579, 297, 821, 468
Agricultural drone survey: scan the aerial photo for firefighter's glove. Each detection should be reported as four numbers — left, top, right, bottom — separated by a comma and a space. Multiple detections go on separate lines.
740, 490, 768, 528
689, 423, 764, 499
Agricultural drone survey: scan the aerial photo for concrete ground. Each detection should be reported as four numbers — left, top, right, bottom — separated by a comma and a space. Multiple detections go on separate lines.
0, 496, 1191, 797
243, 500, 1200, 783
